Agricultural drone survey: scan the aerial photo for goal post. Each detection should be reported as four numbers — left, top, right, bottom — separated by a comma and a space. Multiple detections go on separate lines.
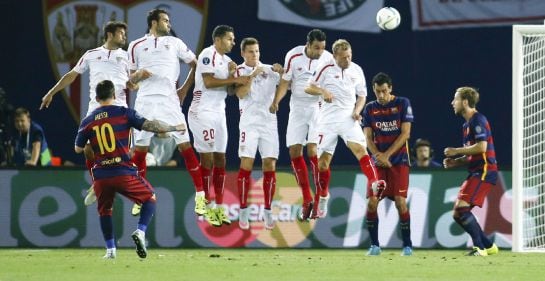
512, 23, 545, 252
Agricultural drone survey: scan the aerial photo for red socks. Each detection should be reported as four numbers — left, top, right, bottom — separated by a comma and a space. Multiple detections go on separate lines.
132, 150, 147, 178
213, 167, 226, 204
263, 171, 276, 209
309, 155, 319, 196
201, 166, 211, 202
180, 148, 203, 192
238, 168, 251, 208
317, 169, 330, 197
291, 156, 312, 203
359, 155, 378, 187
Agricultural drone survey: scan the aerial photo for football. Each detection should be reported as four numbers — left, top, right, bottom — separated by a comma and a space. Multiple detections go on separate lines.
376, 7, 401, 31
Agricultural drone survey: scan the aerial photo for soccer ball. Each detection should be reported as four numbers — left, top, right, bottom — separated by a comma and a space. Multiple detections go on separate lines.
376, 7, 401, 31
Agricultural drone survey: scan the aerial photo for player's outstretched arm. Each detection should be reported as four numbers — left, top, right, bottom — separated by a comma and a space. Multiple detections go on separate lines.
142, 120, 186, 134
41, 70, 79, 110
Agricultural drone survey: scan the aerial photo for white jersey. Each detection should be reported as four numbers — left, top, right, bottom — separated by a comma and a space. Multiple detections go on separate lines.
309, 58, 367, 122
235, 62, 280, 127
190, 45, 232, 114
128, 34, 196, 97
282, 45, 333, 108
73, 46, 129, 109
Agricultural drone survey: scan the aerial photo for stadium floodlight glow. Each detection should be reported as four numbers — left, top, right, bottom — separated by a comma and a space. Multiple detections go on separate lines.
512, 22, 545, 253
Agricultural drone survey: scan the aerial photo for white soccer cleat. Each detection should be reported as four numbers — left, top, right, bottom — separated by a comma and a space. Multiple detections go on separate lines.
131, 230, 147, 259
370, 180, 387, 198
239, 207, 250, 230
103, 248, 116, 259
264, 209, 275, 230
84, 185, 96, 206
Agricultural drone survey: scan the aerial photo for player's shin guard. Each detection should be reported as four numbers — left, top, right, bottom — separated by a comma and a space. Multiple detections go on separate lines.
291, 156, 313, 203
99, 215, 115, 248
132, 150, 148, 178
201, 166, 212, 202
366, 210, 379, 246
263, 171, 276, 209
399, 211, 412, 247
213, 167, 226, 204
238, 169, 251, 208
137, 198, 156, 232
359, 155, 378, 187
180, 148, 204, 192
454, 207, 486, 249
317, 169, 330, 197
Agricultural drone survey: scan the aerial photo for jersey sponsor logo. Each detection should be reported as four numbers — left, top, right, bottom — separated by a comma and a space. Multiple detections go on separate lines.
43, 0, 208, 122
202, 57, 211, 65
280, 0, 367, 20
375, 120, 399, 132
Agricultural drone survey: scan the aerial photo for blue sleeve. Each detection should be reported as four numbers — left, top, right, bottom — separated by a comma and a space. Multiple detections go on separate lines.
401, 98, 414, 123
127, 108, 147, 130
472, 115, 489, 142
362, 104, 372, 127
74, 123, 88, 148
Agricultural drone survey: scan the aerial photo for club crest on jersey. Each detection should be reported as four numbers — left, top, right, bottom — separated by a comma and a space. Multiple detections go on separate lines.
144, 47, 149, 52
297, 67, 303, 71
96, 56, 101, 60
390, 107, 398, 114
203, 57, 210, 65
164, 44, 170, 50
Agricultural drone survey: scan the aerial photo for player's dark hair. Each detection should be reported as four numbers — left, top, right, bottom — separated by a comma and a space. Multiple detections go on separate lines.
147, 8, 168, 29
212, 25, 234, 41
103, 21, 127, 38
96, 80, 115, 101
457, 86, 480, 108
372, 72, 393, 87
307, 29, 326, 44
240, 37, 258, 51
14, 107, 30, 118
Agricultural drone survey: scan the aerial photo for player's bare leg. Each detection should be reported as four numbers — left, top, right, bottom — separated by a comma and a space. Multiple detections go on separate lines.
289, 144, 314, 220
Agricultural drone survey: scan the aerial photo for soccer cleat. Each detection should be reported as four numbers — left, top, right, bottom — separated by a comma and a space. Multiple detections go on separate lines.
366, 245, 382, 256
466, 247, 488, 256
315, 193, 330, 218
103, 248, 116, 259
264, 209, 275, 230
298, 201, 313, 221
370, 180, 387, 198
194, 194, 207, 216
84, 185, 96, 206
486, 243, 499, 255
204, 207, 222, 227
401, 246, 413, 256
239, 208, 250, 230
131, 230, 147, 259
215, 207, 232, 225
131, 203, 142, 216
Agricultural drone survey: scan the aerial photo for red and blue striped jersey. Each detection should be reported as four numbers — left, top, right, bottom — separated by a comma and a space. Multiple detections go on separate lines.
75, 105, 146, 179
363, 96, 414, 166
462, 112, 498, 183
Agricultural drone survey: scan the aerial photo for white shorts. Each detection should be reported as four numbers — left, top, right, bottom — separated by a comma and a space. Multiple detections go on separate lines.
187, 110, 228, 153
286, 105, 319, 147
317, 119, 366, 156
133, 95, 190, 146
238, 121, 279, 159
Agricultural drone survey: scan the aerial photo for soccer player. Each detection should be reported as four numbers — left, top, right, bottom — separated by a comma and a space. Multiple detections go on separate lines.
362, 72, 414, 256
234, 37, 283, 230
443, 86, 499, 256
41, 21, 133, 205
127, 9, 207, 219
188, 25, 249, 226
269, 29, 333, 220
304, 39, 385, 220
75, 80, 186, 259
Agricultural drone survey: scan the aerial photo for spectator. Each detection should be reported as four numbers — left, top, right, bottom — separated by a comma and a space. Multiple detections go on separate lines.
12, 107, 52, 166
412, 138, 441, 168
0, 87, 14, 166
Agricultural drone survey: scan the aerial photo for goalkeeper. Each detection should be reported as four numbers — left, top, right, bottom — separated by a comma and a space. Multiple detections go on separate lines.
443, 87, 499, 256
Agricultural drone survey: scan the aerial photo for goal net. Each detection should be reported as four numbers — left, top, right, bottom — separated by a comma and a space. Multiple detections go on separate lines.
512, 23, 545, 252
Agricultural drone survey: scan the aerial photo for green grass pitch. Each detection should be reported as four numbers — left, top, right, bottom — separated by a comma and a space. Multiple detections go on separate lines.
1, 248, 544, 281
